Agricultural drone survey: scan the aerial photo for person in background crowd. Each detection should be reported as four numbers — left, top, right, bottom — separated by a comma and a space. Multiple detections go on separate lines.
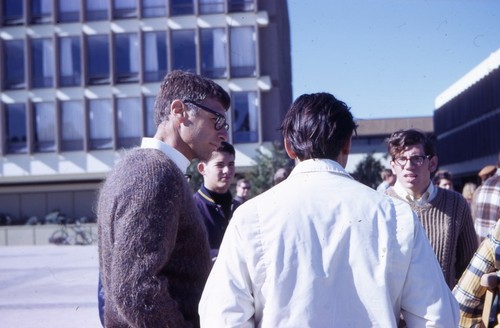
376, 168, 396, 193
385, 129, 477, 288
97, 70, 230, 327
433, 169, 454, 190
273, 167, 292, 185
193, 141, 236, 260
453, 220, 500, 327
473, 162, 500, 243
199, 92, 459, 327
461, 182, 477, 208
232, 178, 251, 213
478, 165, 497, 184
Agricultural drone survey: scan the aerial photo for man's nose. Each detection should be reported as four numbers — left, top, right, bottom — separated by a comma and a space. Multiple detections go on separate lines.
218, 128, 228, 141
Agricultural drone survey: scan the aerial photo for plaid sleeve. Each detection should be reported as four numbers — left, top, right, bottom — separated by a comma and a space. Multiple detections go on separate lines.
453, 237, 496, 328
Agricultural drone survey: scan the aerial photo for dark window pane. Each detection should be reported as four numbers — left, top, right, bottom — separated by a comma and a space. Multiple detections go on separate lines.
117, 98, 142, 148
172, 30, 196, 73
228, 0, 255, 12
199, 0, 224, 14
145, 96, 156, 137
143, 31, 167, 82
59, 36, 81, 86
142, 0, 166, 17
3, 40, 25, 89
85, 0, 108, 21
112, 0, 137, 19
61, 100, 84, 151
2, 0, 24, 25
87, 35, 110, 85
170, 0, 193, 16
201, 28, 227, 78
114, 33, 139, 83
30, 0, 52, 24
232, 92, 258, 143
31, 38, 54, 88
89, 99, 113, 149
5, 103, 27, 153
57, 0, 80, 23
34, 102, 56, 152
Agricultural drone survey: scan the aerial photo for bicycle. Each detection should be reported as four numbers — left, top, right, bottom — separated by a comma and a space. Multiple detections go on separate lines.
49, 218, 96, 246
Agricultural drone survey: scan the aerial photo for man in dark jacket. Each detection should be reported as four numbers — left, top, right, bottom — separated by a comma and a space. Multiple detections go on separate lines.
193, 141, 235, 260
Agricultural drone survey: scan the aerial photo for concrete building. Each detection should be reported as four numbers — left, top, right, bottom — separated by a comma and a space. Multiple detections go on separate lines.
0, 0, 292, 224
434, 48, 500, 184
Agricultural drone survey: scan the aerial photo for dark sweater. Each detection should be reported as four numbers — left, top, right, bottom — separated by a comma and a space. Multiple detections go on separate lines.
97, 148, 211, 327
386, 187, 478, 288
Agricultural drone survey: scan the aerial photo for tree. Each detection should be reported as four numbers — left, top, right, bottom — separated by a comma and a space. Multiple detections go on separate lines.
246, 141, 294, 196
350, 153, 385, 189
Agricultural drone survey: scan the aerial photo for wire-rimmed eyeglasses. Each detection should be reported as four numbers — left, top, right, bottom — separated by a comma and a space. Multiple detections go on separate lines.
184, 100, 229, 131
393, 155, 431, 167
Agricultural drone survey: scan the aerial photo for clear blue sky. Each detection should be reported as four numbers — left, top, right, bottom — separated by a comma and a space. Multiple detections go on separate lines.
288, 0, 500, 119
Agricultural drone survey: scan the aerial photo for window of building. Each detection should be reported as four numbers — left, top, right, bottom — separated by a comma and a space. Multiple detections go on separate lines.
145, 96, 156, 137
5, 103, 27, 153
117, 97, 142, 148
112, 0, 137, 19
170, 0, 194, 16
86, 34, 110, 85
228, 0, 255, 13
141, 0, 166, 17
34, 102, 56, 152
143, 31, 167, 82
172, 29, 196, 73
85, 0, 108, 21
56, 0, 79, 23
201, 28, 227, 78
232, 92, 258, 143
31, 38, 54, 88
114, 33, 139, 83
61, 100, 84, 151
3, 40, 25, 89
88, 99, 113, 149
230, 26, 256, 77
2, 0, 23, 25
199, 0, 224, 14
30, 0, 52, 24
58, 36, 81, 87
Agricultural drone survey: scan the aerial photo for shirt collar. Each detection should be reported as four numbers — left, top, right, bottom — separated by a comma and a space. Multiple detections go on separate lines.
140, 137, 190, 173
393, 180, 436, 206
290, 158, 353, 180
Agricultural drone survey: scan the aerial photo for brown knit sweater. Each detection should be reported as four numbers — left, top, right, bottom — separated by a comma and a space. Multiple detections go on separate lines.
97, 148, 211, 328
386, 187, 478, 289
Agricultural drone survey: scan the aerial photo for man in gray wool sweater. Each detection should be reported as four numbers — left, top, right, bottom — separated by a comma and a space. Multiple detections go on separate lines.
97, 70, 230, 327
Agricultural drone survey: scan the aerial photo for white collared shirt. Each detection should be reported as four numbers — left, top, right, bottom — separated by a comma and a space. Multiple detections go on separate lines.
140, 137, 190, 173
392, 180, 437, 207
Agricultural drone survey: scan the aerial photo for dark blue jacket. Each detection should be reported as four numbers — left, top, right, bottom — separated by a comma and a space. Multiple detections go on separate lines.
193, 185, 232, 259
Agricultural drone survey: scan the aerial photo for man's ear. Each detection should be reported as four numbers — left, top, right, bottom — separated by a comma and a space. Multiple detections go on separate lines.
171, 99, 186, 122
197, 162, 206, 175
284, 138, 297, 159
429, 155, 438, 173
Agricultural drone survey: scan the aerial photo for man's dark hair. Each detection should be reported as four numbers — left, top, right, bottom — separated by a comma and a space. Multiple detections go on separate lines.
154, 70, 231, 127
217, 141, 235, 156
386, 129, 436, 159
280, 92, 357, 161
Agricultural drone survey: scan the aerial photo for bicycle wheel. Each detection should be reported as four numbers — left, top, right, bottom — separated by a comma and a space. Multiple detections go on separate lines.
49, 229, 70, 245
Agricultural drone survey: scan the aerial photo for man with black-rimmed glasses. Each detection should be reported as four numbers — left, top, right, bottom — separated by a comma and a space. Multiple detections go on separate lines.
385, 129, 477, 290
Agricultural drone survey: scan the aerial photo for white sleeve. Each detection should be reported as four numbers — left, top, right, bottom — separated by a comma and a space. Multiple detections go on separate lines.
402, 216, 460, 327
199, 211, 258, 328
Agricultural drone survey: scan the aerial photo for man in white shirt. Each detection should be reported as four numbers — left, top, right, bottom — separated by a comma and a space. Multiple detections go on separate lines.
199, 92, 459, 327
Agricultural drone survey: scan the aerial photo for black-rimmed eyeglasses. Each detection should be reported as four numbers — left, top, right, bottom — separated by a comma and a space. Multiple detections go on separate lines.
393, 155, 431, 167
184, 100, 229, 131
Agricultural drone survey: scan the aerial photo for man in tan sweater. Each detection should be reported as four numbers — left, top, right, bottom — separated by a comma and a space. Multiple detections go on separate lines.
385, 129, 477, 289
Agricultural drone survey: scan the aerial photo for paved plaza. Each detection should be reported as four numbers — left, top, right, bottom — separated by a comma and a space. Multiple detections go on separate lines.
0, 245, 102, 328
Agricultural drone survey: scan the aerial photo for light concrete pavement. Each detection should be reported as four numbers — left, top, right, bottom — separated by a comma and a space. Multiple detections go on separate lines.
0, 245, 101, 328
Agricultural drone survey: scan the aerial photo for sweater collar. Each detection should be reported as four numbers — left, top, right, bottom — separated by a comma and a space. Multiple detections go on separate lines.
140, 137, 190, 173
